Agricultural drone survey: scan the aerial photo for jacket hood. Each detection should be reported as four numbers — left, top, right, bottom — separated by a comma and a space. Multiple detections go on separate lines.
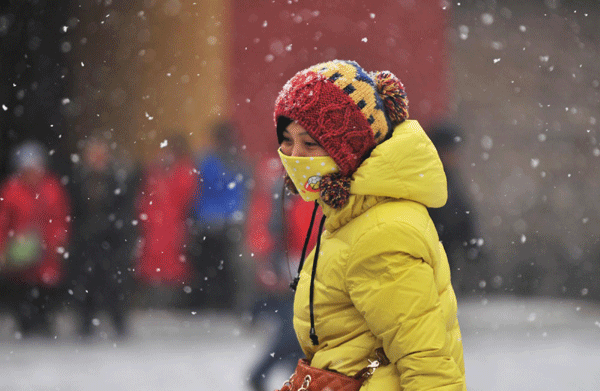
320, 120, 447, 230
351, 119, 447, 207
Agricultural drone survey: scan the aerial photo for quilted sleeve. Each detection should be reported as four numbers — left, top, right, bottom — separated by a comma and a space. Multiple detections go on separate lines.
346, 221, 465, 391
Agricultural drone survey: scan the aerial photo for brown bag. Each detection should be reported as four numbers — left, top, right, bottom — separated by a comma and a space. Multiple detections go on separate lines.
276, 351, 388, 391
276, 359, 366, 391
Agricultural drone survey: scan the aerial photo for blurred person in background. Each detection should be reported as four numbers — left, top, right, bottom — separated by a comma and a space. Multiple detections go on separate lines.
190, 120, 250, 311
135, 132, 197, 307
428, 123, 487, 294
67, 134, 138, 339
245, 156, 316, 391
0, 140, 71, 337
272, 60, 466, 390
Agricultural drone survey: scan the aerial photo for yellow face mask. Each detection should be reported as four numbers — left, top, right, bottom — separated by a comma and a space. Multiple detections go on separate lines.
278, 148, 339, 202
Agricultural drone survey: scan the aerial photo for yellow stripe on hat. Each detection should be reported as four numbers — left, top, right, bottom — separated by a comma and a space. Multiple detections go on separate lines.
309, 60, 390, 143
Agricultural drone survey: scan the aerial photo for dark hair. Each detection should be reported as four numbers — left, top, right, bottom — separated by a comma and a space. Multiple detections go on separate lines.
276, 116, 293, 144
167, 132, 190, 158
211, 120, 239, 150
429, 124, 462, 150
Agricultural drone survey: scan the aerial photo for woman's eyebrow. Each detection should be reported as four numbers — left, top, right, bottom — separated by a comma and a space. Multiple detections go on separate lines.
283, 129, 309, 136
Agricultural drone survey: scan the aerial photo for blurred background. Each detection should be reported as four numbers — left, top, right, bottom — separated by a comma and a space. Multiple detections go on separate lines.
1, 0, 599, 390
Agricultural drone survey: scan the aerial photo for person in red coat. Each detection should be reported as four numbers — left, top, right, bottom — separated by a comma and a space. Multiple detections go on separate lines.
0, 140, 71, 336
246, 155, 321, 391
135, 133, 197, 304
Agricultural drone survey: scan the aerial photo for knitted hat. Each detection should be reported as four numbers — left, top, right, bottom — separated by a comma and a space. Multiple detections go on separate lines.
274, 60, 408, 207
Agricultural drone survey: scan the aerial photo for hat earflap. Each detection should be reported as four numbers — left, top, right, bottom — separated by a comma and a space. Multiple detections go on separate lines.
285, 172, 351, 209
284, 175, 299, 195
319, 173, 351, 209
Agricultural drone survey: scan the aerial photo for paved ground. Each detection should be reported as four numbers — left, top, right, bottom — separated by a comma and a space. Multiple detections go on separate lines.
0, 294, 599, 390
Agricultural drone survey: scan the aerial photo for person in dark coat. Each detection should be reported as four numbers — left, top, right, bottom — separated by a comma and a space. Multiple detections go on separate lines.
428, 123, 486, 293
68, 135, 138, 338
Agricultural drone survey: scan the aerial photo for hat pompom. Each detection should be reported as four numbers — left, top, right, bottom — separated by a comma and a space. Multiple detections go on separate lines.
319, 173, 351, 209
372, 71, 409, 126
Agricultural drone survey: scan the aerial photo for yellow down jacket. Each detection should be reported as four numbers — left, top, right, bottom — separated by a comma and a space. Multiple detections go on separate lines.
293, 120, 467, 390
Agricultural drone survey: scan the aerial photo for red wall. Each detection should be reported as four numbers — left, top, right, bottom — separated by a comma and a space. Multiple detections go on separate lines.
232, 0, 450, 159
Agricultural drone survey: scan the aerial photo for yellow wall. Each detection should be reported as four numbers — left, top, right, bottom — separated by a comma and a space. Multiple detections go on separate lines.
68, 0, 231, 161
131, 0, 232, 160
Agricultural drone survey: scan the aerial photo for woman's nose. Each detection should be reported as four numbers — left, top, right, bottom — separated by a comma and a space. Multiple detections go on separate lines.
290, 144, 304, 157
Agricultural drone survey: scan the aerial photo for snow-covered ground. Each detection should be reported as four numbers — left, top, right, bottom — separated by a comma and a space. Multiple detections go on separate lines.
459, 296, 600, 391
0, 295, 599, 390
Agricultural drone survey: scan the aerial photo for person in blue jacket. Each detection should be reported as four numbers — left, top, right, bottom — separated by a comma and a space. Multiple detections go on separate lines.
190, 120, 250, 310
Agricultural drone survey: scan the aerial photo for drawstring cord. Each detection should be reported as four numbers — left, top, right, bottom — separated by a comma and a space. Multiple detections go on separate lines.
309, 214, 326, 346
288, 200, 325, 346
290, 201, 319, 291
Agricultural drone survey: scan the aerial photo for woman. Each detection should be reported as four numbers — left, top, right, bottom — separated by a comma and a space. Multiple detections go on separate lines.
274, 60, 466, 390
0, 140, 71, 336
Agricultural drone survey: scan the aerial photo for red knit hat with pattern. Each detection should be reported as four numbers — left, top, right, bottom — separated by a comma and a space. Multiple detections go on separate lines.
274, 60, 409, 177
